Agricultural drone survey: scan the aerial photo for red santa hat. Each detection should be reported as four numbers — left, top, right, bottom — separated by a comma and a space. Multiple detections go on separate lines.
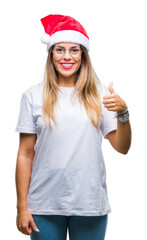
40, 14, 89, 52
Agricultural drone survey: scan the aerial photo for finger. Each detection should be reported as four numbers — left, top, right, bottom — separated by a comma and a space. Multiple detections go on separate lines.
103, 98, 115, 104
20, 224, 31, 235
108, 81, 115, 94
24, 224, 32, 234
30, 219, 40, 232
104, 103, 116, 108
107, 107, 117, 111
103, 95, 111, 100
103, 93, 115, 99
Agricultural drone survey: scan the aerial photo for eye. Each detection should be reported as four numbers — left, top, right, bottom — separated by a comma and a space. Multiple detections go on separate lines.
71, 49, 80, 55
56, 48, 64, 53
71, 49, 79, 53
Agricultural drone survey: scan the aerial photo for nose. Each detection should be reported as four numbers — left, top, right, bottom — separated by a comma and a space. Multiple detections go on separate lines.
63, 49, 71, 59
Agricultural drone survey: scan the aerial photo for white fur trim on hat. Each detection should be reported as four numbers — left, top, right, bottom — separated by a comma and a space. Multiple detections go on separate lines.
41, 33, 51, 44
46, 30, 89, 52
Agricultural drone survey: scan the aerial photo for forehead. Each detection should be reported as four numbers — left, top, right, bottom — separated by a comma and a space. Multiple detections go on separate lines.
54, 42, 80, 48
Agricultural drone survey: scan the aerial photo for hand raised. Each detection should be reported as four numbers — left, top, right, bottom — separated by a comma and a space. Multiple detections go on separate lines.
103, 82, 127, 112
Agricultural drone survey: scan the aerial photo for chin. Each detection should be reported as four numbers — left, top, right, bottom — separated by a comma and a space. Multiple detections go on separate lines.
59, 71, 76, 78
61, 75, 75, 79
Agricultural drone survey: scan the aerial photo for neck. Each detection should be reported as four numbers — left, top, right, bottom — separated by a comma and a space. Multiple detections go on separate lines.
58, 74, 77, 87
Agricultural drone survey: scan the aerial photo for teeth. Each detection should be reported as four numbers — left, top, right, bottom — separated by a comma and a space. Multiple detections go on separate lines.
61, 64, 73, 66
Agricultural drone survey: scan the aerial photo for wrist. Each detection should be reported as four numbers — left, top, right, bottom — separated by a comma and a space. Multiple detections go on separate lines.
114, 106, 129, 123
117, 106, 128, 115
17, 203, 28, 211
116, 110, 129, 123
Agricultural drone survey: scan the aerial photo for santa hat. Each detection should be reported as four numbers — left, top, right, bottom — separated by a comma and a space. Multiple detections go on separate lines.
40, 14, 89, 52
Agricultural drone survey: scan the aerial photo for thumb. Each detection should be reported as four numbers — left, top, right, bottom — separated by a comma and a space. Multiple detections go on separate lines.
29, 219, 40, 232
108, 81, 115, 94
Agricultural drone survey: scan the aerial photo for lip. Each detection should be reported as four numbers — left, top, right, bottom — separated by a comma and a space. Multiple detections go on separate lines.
60, 63, 74, 69
61, 62, 74, 64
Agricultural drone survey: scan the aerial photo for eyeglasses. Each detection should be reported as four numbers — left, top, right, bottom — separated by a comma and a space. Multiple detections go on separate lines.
52, 46, 83, 58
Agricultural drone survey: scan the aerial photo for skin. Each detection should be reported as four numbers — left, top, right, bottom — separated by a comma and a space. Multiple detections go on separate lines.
16, 43, 131, 236
16, 133, 39, 235
16, 42, 83, 236
52, 42, 82, 87
52, 43, 131, 154
103, 82, 131, 154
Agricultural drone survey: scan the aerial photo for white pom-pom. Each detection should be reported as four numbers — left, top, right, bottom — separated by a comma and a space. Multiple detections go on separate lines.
41, 33, 51, 44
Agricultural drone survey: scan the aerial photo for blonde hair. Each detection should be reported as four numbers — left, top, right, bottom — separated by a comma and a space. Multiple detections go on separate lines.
42, 44, 102, 129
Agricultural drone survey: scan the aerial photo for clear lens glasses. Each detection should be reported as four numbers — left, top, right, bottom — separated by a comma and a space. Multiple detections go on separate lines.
52, 47, 83, 58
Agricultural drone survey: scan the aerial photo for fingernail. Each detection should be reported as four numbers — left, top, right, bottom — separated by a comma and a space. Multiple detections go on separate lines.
36, 228, 40, 232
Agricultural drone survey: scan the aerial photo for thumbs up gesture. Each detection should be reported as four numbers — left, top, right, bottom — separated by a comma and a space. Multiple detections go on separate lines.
103, 82, 127, 112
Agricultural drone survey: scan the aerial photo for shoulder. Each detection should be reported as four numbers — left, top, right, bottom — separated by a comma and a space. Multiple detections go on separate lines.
23, 81, 44, 102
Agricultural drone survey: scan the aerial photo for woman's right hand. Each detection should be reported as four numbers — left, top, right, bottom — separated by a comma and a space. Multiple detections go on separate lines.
16, 208, 39, 235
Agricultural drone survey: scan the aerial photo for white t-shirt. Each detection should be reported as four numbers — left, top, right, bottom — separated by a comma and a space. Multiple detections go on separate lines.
15, 81, 117, 216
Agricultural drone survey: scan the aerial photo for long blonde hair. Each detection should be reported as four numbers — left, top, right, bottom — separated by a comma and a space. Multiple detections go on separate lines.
42, 44, 102, 129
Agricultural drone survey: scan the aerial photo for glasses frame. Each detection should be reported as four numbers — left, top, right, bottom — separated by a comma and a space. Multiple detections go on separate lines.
51, 46, 83, 58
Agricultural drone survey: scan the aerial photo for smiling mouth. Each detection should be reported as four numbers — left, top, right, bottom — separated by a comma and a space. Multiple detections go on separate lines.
60, 63, 74, 69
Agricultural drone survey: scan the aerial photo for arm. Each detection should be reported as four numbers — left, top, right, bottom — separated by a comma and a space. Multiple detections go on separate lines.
103, 82, 132, 154
15, 133, 37, 211
106, 119, 131, 154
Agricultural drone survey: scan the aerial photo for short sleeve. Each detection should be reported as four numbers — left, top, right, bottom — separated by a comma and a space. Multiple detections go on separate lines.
15, 93, 37, 133
100, 85, 117, 139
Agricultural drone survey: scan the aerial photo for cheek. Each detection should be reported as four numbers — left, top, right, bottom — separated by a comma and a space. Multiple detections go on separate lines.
53, 56, 56, 65
75, 58, 82, 69
53, 58, 60, 70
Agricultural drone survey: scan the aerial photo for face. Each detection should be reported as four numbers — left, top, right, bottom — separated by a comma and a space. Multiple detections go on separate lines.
52, 42, 82, 80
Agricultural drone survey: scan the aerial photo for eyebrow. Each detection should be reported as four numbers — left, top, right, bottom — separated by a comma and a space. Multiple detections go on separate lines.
55, 45, 80, 48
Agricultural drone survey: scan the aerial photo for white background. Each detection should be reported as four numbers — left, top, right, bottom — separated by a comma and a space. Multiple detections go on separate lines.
0, 0, 147, 239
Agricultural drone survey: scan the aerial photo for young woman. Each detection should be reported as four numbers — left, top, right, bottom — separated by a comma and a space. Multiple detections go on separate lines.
15, 14, 131, 240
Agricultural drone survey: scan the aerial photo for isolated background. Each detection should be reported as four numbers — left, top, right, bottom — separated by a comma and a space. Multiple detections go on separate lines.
0, 0, 147, 239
